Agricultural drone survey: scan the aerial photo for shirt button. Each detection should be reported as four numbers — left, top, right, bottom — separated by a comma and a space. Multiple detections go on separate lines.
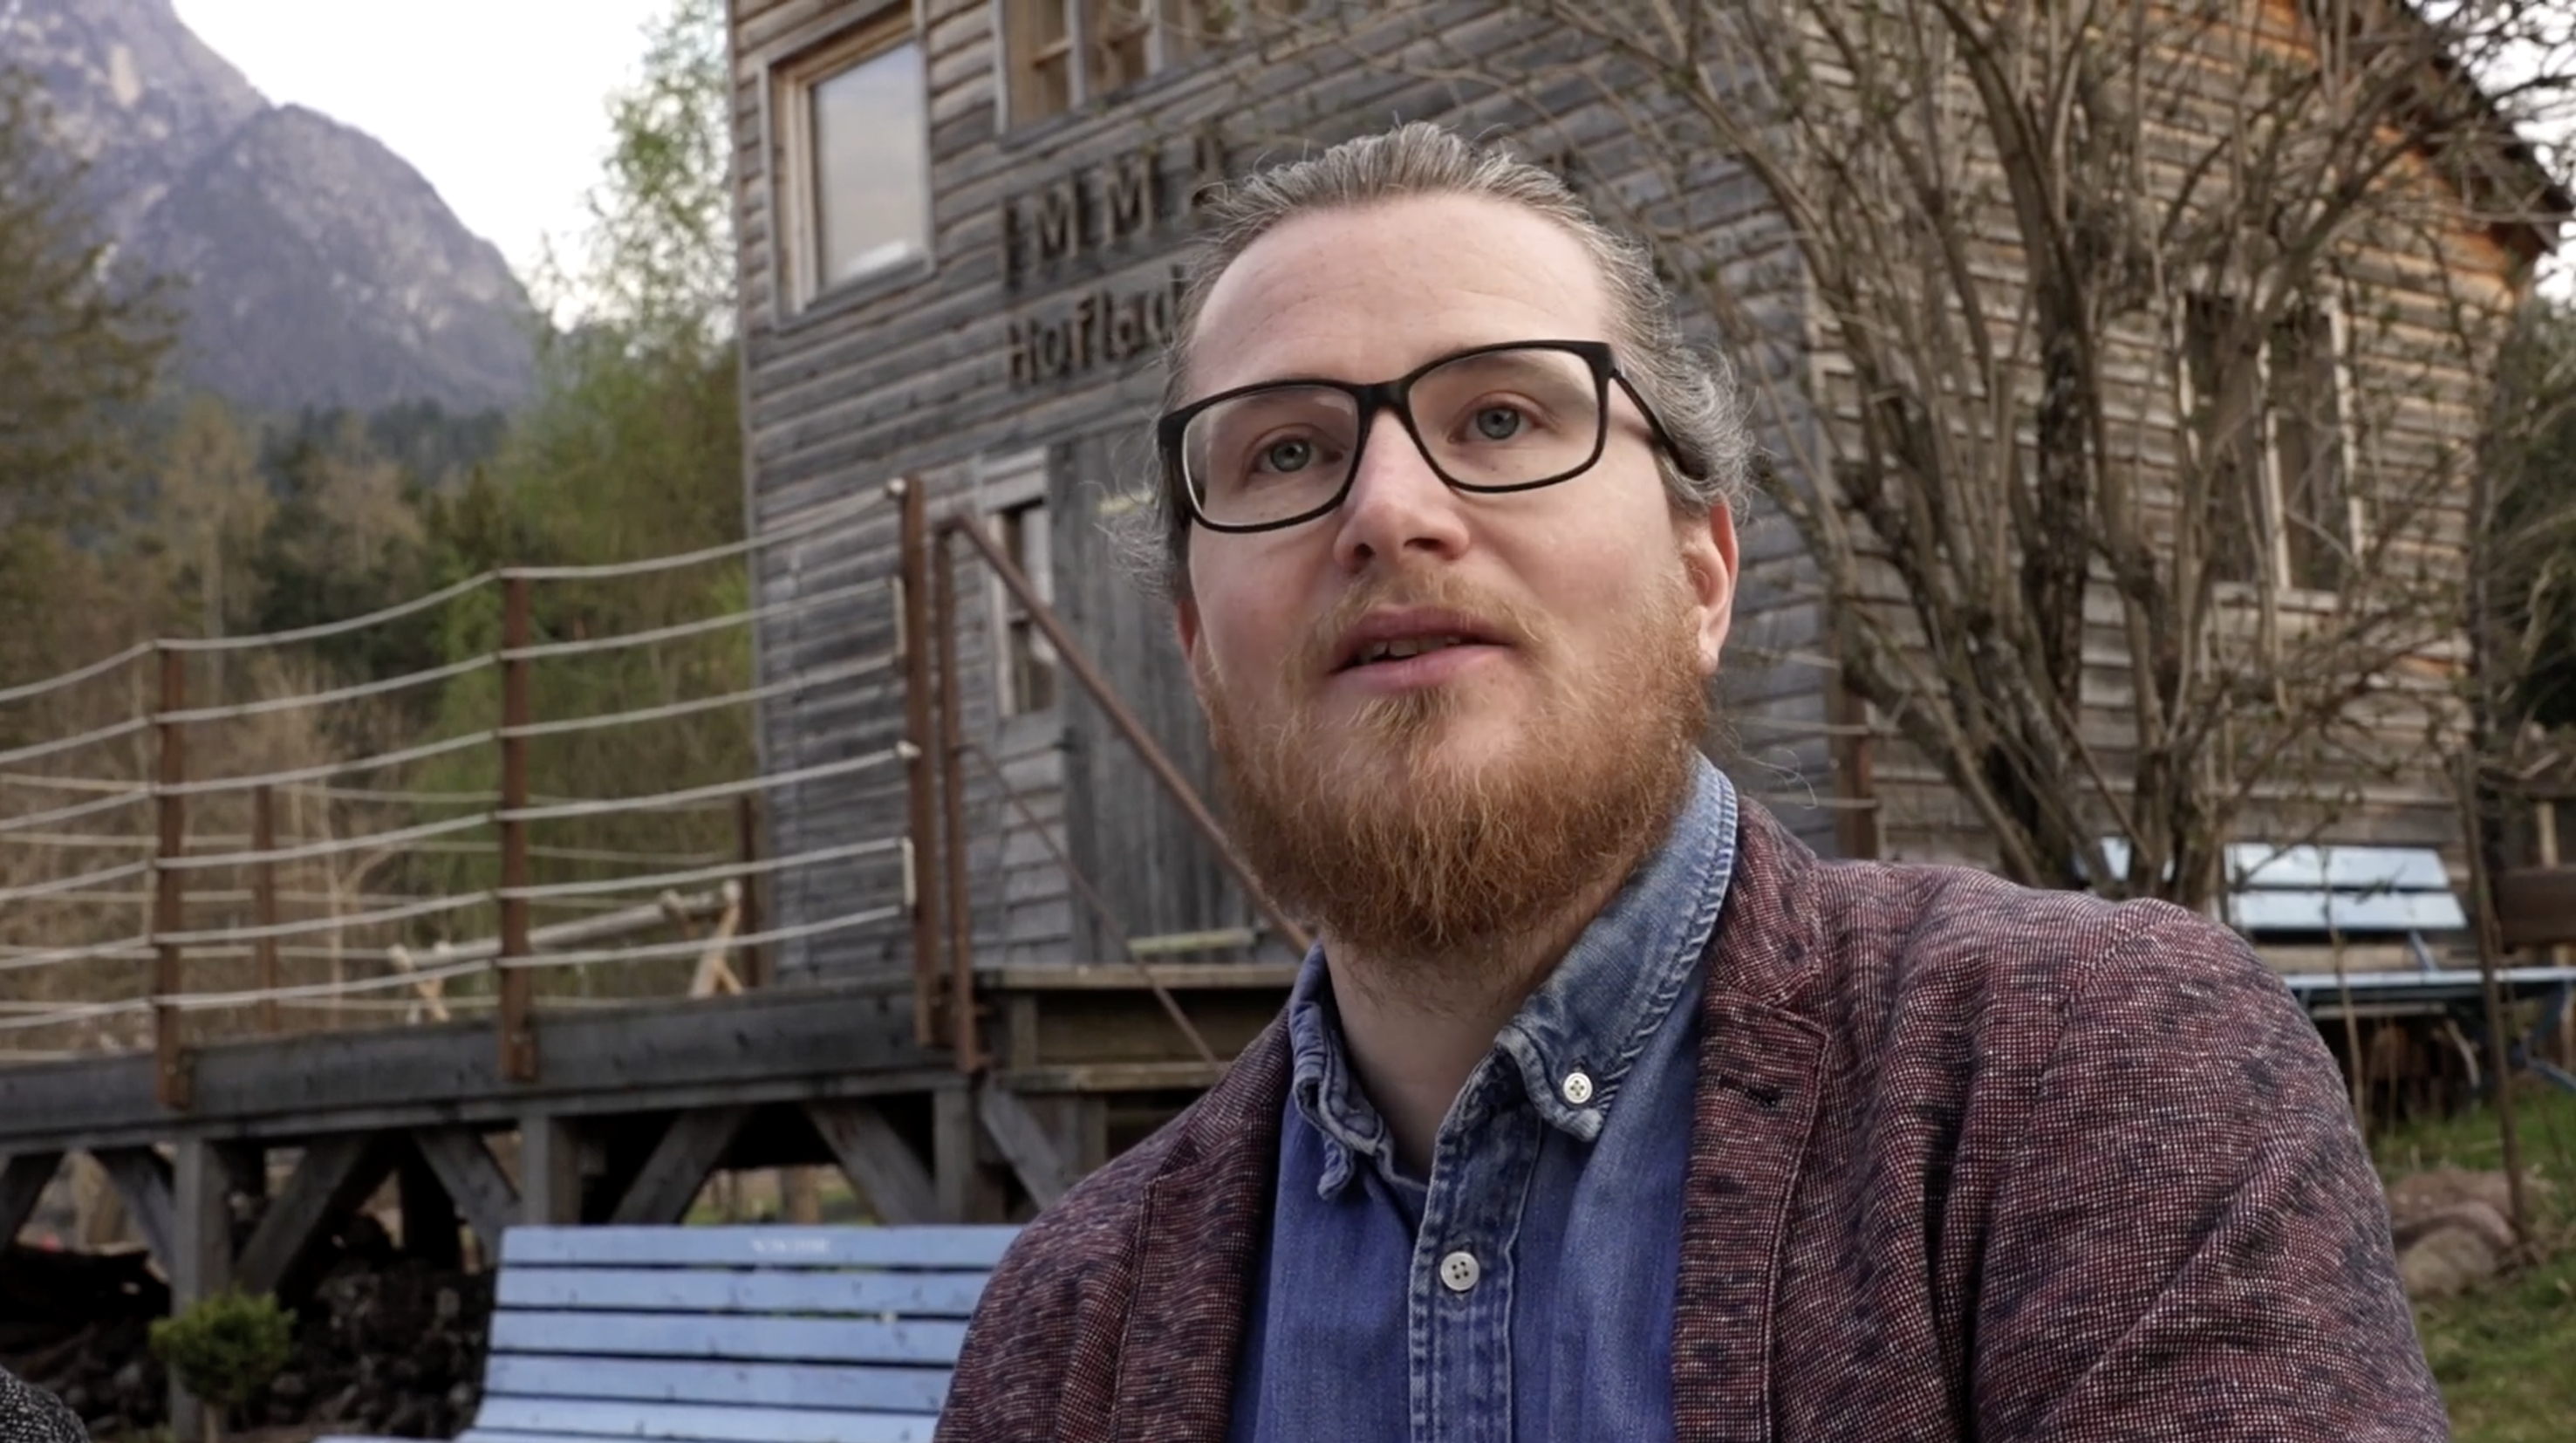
1561, 1070, 1596, 1106
1438, 1249, 1481, 1293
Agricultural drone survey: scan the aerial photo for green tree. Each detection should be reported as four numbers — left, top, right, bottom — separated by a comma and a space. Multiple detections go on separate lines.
409, 0, 748, 924
0, 70, 174, 537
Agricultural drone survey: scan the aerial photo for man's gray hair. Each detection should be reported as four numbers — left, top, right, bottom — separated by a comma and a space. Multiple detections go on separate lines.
1131, 121, 1755, 598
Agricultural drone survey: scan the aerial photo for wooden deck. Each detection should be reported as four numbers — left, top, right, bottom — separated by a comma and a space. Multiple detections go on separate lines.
0, 961, 1289, 1438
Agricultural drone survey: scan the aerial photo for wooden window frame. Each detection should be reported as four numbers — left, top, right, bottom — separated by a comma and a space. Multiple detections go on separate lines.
2182, 288, 2355, 597
995, 0, 1261, 130
769, 5, 932, 318
977, 454, 1060, 718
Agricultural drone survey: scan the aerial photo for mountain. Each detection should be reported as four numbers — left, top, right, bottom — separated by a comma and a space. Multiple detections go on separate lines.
3, 0, 537, 414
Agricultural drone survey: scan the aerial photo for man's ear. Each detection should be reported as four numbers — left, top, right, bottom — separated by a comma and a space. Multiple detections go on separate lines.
1679, 503, 1738, 675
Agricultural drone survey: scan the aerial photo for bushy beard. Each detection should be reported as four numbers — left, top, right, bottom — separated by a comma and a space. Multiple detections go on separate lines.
1201, 561, 1709, 1004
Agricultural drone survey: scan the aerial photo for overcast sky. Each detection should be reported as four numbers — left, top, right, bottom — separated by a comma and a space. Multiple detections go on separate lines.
170, 0, 669, 287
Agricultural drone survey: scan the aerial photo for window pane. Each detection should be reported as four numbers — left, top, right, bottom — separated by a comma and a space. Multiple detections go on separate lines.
2186, 294, 2266, 586
1087, 0, 1153, 95
2269, 309, 2346, 592
810, 43, 928, 291
1007, 0, 1074, 121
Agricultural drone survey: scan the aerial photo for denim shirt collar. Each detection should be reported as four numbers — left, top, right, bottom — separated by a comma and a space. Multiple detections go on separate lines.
1286, 757, 1741, 1197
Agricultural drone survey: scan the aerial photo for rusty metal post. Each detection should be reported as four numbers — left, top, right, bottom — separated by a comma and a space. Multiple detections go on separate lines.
498, 575, 537, 1081
943, 514, 1313, 955
932, 529, 981, 1070
896, 479, 946, 1048
153, 646, 191, 1109
252, 783, 280, 1036
735, 794, 767, 988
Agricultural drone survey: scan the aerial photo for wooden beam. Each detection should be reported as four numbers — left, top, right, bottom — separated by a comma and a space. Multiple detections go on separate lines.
169, 1140, 250, 1443
932, 1086, 1003, 1222
168, 1140, 244, 1306
410, 1128, 517, 1255
608, 1106, 749, 1226
97, 1146, 177, 1269
803, 1100, 937, 1224
977, 1085, 1077, 1207
0, 982, 940, 1157
0, 1152, 61, 1244
396, 1147, 462, 1269
518, 1115, 584, 1226
235, 1134, 387, 1298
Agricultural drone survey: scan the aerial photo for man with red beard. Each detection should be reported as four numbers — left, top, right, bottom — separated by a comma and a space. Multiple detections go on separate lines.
936, 125, 2442, 1442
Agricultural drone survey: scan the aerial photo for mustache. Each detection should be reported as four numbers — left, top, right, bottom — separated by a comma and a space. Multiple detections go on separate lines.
1291, 569, 1548, 677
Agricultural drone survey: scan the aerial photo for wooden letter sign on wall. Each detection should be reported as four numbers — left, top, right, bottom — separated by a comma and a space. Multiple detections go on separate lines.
1007, 268, 1190, 386
1001, 130, 1226, 290
1000, 130, 1227, 391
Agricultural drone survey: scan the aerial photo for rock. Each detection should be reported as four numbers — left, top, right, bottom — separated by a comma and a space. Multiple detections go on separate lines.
2401, 1223, 2505, 1299
2386, 1166, 2519, 1227
2390, 1200, 2518, 1254
2384, 1167, 2540, 1301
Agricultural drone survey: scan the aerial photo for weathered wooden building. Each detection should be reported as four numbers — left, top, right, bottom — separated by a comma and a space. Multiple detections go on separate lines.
725, 0, 2564, 983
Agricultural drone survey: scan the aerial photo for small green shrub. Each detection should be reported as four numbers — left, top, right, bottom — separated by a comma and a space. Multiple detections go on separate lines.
147, 1291, 294, 1411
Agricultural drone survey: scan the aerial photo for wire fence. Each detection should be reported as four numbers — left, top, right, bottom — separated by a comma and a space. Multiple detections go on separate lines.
0, 487, 911, 1061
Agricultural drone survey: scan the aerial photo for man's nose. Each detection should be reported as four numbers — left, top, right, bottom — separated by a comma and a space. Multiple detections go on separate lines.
1330, 410, 1470, 572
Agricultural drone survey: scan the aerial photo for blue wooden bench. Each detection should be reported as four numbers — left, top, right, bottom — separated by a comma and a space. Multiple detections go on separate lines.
320, 1223, 1019, 1443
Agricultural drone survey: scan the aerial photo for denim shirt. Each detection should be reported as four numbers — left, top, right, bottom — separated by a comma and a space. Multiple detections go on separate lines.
1226, 759, 1740, 1443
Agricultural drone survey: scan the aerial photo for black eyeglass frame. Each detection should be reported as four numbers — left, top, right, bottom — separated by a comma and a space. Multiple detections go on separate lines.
1156, 339, 1699, 536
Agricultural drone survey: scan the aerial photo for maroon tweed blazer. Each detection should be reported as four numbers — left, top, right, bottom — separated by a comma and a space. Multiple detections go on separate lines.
939, 803, 2444, 1441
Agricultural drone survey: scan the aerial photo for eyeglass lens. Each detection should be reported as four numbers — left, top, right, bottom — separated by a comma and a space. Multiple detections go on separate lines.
1182, 346, 1605, 529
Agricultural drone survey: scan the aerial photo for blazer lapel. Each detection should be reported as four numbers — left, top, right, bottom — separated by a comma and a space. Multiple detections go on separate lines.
1671, 807, 1830, 1443
1105, 1024, 1289, 1443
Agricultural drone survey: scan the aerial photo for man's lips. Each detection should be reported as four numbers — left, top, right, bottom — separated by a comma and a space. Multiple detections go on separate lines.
1329, 608, 1513, 674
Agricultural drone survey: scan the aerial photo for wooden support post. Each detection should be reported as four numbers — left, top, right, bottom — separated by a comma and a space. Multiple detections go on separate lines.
607, 1106, 750, 1225
97, 1146, 178, 1270
1827, 674, 1882, 861
154, 646, 192, 1109
804, 1099, 938, 1224
517, 1114, 584, 1226
736, 795, 768, 988
2539, 799, 2573, 1065
976, 1084, 1078, 1207
2459, 756, 2531, 1247
396, 1146, 462, 1269
933, 530, 981, 1069
933, 1085, 1005, 1223
498, 574, 537, 1081
0, 1152, 62, 1244
1022, 1095, 1110, 1180
897, 479, 945, 1049
253, 784, 281, 1036
410, 1128, 517, 1258
170, 1140, 242, 1307
234, 1134, 388, 1298
170, 1141, 256, 1443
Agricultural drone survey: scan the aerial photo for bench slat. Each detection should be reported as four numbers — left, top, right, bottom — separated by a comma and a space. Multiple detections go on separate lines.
472, 1399, 939, 1443
501, 1226, 1016, 1271
498, 1266, 987, 1318
484, 1355, 948, 1413
490, 1310, 969, 1366
2231, 890, 2468, 934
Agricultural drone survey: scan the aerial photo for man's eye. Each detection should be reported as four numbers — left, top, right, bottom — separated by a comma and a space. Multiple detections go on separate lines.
1470, 405, 1527, 441
1256, 437, 1316, 473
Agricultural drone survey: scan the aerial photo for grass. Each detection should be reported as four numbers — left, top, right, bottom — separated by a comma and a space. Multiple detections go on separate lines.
2372, 1078, 2576, 1443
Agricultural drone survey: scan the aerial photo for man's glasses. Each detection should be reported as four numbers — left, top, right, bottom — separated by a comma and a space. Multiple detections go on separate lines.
1158, 340, 1694, 534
